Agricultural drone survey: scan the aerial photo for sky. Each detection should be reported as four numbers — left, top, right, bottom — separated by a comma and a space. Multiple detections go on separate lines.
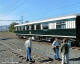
0, 0, 80, 25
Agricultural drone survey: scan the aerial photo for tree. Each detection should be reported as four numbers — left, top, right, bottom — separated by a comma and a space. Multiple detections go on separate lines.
9, 22, 18, 32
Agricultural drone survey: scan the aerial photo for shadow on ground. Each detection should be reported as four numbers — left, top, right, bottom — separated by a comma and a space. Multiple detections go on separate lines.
70, 57, 80, 61
39, 57, 80, 63
0, 38, 12, 40
39, 58, 53, 63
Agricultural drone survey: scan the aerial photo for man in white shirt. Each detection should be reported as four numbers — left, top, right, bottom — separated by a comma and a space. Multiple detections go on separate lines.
52, 37, 60, 60
24, 38, 32, 62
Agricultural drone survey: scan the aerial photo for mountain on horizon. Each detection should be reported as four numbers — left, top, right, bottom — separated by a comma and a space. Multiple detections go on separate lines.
0, 25, 9, 31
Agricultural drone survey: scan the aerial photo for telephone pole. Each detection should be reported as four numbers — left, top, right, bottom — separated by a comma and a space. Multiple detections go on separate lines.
21, 16, 23, 24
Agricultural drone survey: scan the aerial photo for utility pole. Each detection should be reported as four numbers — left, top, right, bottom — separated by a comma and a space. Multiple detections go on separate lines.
21, 16, 23, 24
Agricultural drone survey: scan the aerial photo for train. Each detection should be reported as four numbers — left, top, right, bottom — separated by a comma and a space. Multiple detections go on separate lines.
14, 15, 80, 46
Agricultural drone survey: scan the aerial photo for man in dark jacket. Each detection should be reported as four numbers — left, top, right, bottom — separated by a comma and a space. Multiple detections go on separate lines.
61, 38, 69, 64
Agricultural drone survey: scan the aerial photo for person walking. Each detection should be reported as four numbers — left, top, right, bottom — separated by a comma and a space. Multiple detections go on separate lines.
24, 37, 32, 62
52, 37, 60, 60
61, 38, 69, 64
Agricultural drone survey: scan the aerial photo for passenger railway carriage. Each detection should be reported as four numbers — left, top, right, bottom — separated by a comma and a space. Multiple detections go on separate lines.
14, 15, 80, 46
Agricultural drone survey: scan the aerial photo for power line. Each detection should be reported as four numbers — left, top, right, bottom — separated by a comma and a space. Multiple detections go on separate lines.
0, 16, 24, 24
0, 20, 21, 21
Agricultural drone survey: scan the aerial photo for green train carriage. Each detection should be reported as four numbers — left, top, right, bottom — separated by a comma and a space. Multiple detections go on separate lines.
14, 15, 80, 46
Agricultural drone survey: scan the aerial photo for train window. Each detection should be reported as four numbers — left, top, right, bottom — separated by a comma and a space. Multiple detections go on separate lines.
24, 25, 28, 30
23, 26, 25, 30
15, 27, 17, 31
36, 24, 41, 30
56, 25, 61, 29
21, 26, 23, 31
42, 23, 48, 29
27, 26, 29, 30
18, 26, 21, 31
17, 27, 18, 31
31, 25, 34, 30
16, 27, 18, 31
56, 24, 66, 29
56, 21, 66, 29
56, 21, 65, 24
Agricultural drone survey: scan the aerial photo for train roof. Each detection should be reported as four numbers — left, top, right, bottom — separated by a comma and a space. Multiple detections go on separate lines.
15, 14, 78, 27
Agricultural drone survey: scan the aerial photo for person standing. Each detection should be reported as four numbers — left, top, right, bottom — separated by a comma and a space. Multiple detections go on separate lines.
52, 37, 60, 60
67, 39, 71, 61
61, 38, 69, 64
24, 38, 32, 62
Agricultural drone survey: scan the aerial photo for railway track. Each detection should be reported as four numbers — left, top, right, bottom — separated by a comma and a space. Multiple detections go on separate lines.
0, 40, 26, 64
0, 38, 80, 64
0, 38, 54, 64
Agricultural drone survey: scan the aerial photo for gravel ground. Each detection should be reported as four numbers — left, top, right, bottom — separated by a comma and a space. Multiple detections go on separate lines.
0, 32, 80, 64
0, 43, 22, 64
